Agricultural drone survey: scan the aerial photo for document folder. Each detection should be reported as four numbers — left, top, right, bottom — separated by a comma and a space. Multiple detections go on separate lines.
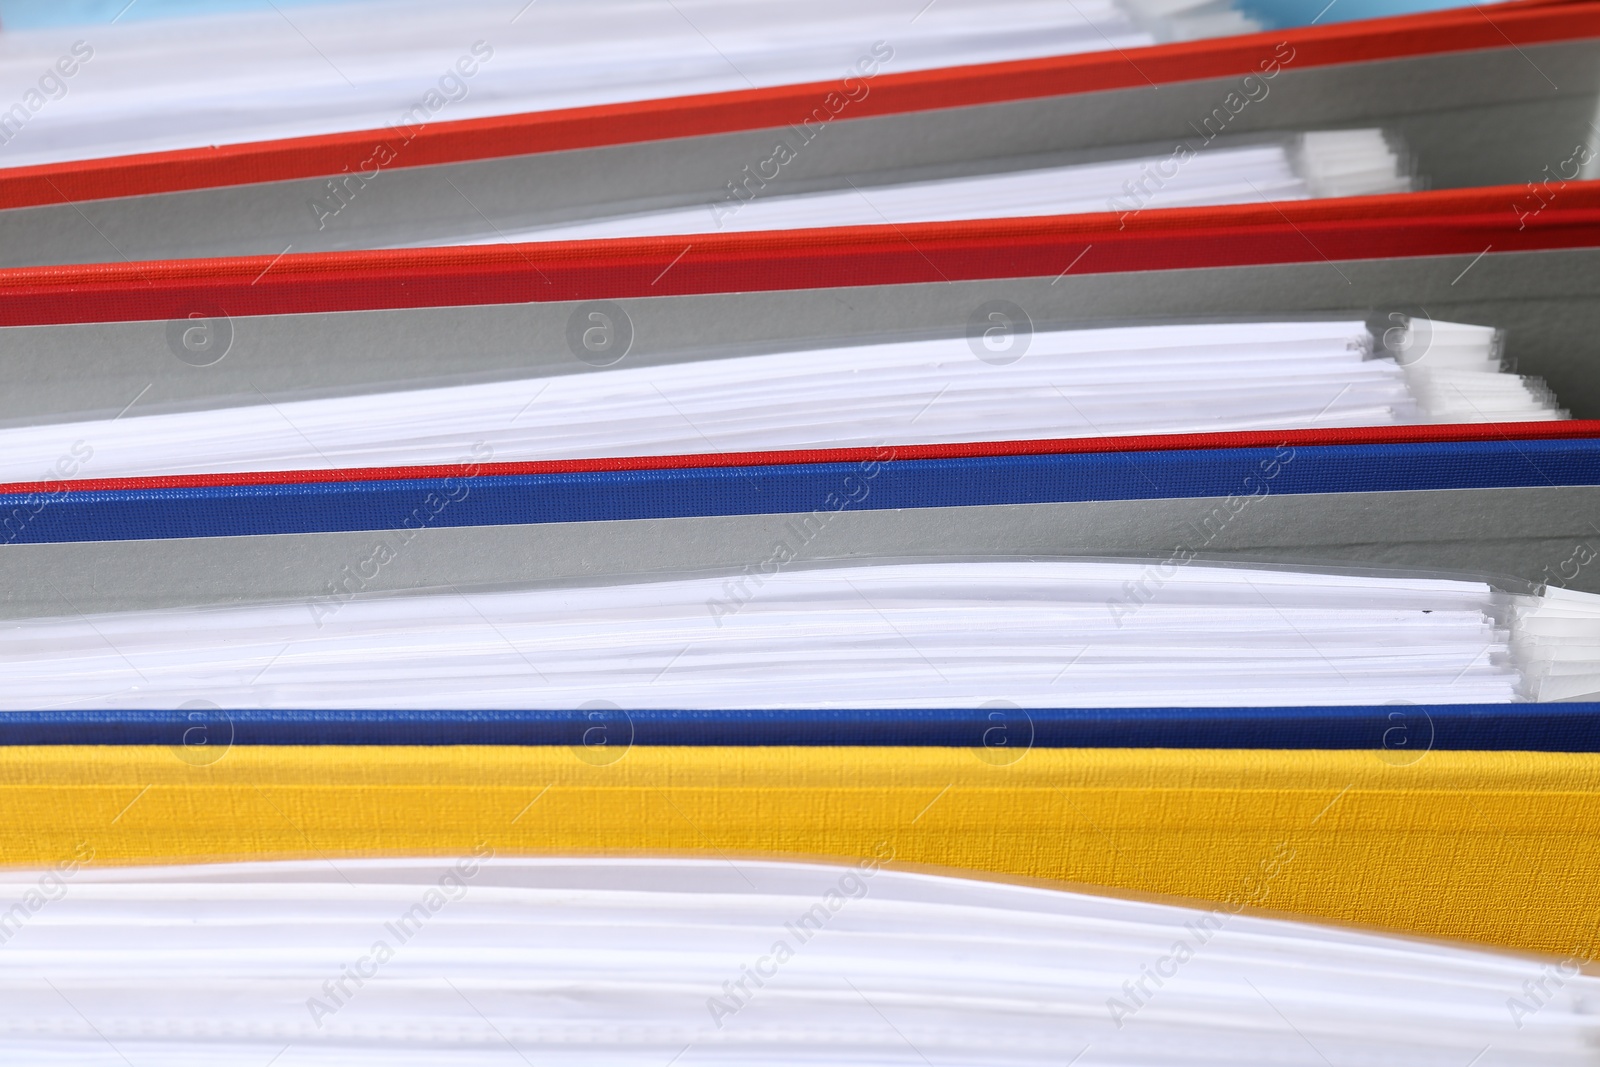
0, 3, 1594, 264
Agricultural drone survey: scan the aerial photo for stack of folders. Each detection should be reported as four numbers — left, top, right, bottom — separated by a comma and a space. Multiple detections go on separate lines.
0, 2, 1598, 1064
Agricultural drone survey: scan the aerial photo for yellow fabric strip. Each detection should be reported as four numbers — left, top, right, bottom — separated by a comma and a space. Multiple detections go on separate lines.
2, 745, 1596, 957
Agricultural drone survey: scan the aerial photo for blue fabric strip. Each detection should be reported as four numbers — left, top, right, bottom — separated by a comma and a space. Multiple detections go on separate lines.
5, 705, 1597, 751
1, 439, 1596, 544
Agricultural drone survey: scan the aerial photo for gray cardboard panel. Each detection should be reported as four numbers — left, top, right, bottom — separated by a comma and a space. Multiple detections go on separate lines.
0, 487, 1593, 619
0, 39, 1595, 265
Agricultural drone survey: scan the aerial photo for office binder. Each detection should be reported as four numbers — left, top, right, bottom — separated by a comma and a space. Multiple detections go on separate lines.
1, 185, 1598, 541
1, 746, 1596, 963
0, 316, 1567, 480
0, 2, 1594, 264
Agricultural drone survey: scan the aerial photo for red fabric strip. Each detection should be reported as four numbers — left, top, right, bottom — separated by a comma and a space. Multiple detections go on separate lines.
6, 420, 1596, 496
0, 186, 1597, 325
0, 1, 1595, 209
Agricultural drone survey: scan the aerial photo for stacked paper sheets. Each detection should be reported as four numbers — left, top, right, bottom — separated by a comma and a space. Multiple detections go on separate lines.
0, 318, 1559, 480
438, 131, 1411, 243
0, 857, 1592, 1065
5, 560, 1597, 710
0, 0, 1253, 169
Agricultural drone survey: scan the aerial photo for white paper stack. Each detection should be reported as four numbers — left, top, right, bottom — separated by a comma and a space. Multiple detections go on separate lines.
1396, 320, 1566, 423
0, 857, 1592, 1065
0, 0, 1251, 170
1512, 586, 1600, 701
443, 130, 1411, 244
5, 560, 1597, 710
0, 318, 1561, 481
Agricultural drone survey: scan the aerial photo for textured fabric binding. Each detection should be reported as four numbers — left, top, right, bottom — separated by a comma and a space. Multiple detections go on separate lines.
1, 189, 1600, 324
3, 745, 1596, 958
0, 704, 1596, 749
2, 437, 1598, 543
